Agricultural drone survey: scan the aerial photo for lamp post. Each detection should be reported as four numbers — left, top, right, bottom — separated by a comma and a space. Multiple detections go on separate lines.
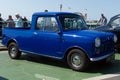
60, 4, 62, 12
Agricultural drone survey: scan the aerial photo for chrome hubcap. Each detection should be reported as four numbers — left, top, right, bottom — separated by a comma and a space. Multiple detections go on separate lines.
71, 54, 81, 67
10, 46, 17, 57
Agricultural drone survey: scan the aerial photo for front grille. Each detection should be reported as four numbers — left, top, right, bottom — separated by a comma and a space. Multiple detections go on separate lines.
100, 41, 113, 53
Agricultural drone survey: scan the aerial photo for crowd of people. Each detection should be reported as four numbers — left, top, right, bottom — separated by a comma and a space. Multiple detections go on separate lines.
0, 13, 29, 28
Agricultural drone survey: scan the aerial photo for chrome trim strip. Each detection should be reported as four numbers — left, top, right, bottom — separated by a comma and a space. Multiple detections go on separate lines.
90, 51, 114, 61
20, 49, 62, 59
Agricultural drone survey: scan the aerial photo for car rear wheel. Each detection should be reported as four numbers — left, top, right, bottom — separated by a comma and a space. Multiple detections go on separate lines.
8, 42, 21, 59
67, 49, 89, 71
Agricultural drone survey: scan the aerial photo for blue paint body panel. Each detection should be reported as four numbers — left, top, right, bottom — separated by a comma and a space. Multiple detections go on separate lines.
2, 12, 115, 61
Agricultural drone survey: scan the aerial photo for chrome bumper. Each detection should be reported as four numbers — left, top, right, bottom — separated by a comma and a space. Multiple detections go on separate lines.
90, 51, 115, 61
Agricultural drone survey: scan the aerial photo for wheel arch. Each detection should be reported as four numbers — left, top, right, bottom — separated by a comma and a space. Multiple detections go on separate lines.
64, 46, 90, 60
7, 39, 17, 47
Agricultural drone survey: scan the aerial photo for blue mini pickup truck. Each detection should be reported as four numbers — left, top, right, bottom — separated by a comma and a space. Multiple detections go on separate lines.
2, 12, 117, 71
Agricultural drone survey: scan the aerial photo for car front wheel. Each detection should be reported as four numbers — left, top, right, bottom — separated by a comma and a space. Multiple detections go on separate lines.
67, 49, 89, 71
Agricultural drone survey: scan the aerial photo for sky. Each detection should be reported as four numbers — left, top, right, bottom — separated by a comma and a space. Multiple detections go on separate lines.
0, 0, 120, 21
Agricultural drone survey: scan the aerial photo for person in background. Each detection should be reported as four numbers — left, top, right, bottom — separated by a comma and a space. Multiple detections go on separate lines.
98, 13, 107, 26
0, 13, 4, 28
15, 13, 23, 27
44, 9, 48, 12
0, 13, 4, 37
22, 16, 28, 28
6, 15, 15, 28
84, 13, 87, 21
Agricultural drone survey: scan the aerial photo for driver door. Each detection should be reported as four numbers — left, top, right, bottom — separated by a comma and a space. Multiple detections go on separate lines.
30, 16, 63, 57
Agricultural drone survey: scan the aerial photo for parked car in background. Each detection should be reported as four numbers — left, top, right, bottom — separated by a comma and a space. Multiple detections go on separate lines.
94, 14, 120, 52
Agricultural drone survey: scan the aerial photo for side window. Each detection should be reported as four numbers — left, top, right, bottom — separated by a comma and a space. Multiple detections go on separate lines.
36, 17, 59, 32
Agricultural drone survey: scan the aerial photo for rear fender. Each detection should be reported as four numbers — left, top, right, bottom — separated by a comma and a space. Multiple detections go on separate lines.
7, 39, 18, 47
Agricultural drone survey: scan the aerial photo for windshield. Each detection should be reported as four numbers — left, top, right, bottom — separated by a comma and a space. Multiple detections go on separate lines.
59, 15, 88, 31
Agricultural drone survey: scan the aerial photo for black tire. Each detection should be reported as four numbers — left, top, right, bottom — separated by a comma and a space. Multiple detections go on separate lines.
8, 42, 21, 59
116, 48, 120, 53
67, 49, 89, 71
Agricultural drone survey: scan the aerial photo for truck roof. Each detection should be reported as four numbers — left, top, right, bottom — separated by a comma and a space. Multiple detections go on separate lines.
33, 12, 79, 16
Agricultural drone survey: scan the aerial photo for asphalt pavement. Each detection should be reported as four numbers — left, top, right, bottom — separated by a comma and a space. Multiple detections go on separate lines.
103, 76, 120, 80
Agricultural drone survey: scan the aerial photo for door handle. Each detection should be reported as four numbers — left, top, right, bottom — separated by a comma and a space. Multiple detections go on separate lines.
33, 32, 38, 35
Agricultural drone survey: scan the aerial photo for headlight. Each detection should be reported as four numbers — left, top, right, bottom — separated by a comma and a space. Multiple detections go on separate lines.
113, 35, 117, 43
95, 38, 101, 47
